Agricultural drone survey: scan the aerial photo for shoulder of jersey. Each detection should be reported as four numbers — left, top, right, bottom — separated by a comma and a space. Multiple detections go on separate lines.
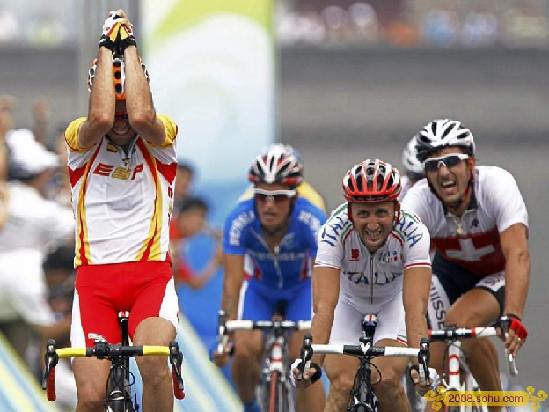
475, 165, 514, 184
226, 197, 255, 223
295, 196, 326, 219
321, 202, 353, 238
398, 206, 425, 227
297, 181, 326, 212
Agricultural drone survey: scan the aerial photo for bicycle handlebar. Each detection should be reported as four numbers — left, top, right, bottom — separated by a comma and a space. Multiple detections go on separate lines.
224, 319, 311, 332
428, 326, 498, 340
428, 325, 518, 377
215, 310, 311, 356
308, 343, 422, 357
55, 345, 172, 358
42, 339, 185, 401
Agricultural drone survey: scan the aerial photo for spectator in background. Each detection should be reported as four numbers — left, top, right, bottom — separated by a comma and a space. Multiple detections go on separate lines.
32, 97, 51, 145
0, 129, 73, 369
43, 244, 77, 411
0, 95, 14, 182
47, 123, 72, 206
170, 196, 222, 290
174, 160, 195, 211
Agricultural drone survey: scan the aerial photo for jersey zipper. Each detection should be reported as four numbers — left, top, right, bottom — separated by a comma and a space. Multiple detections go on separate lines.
252, 231, 288, 289
369, 255, 374, 304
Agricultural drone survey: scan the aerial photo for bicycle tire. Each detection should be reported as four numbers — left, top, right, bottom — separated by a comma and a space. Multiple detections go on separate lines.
268, 371, 280, 412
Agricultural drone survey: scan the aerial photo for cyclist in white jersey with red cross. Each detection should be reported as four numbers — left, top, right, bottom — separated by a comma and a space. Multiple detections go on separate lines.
295, 159, 433, 412
64, 10, 180, 412
402, 119, 530, 407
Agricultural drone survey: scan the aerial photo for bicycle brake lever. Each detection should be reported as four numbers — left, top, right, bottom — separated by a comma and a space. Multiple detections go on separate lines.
169, 341, 185, 399
41, 339, 59, 389
418, 338, 430, 383
299, 335, 313, 374
507, 351, 519, 376
499, 316, 519, 376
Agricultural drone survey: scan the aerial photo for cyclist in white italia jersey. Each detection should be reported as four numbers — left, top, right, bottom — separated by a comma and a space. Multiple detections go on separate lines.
402, 119, 530, 405
295, 159, 432, 412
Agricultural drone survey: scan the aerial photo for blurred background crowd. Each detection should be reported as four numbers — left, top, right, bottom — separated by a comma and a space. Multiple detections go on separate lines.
1, 0, 549, 48
0, 0, 548, 410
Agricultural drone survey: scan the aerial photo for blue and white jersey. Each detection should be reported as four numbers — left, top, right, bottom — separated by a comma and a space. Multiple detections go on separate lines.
316, 203, 431, 313
223, 197, 326, 290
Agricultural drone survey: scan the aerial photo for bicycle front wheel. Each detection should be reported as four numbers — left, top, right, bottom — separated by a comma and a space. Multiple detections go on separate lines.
268, 371, 280, 412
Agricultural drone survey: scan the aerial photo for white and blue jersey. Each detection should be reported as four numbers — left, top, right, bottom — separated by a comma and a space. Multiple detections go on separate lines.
223, 197, 326, 321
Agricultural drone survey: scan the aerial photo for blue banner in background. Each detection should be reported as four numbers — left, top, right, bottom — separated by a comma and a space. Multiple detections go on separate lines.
143, 0, 275, 395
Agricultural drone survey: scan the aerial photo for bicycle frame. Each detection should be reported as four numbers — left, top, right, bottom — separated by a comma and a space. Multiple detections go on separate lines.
428, 323, 518, 412
42, 312, 185, 411
217, 311, 311, 412
300, 313, 429, 412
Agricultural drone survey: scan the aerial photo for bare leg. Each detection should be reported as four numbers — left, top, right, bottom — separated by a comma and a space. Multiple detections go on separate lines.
133, 317, 176, 412
289, 330, 326, 412
444, 288, 502, 412
232, 330, 263, 403
371, 339, 411, 412
73, 357, 111, 412
324, 353, 360, 412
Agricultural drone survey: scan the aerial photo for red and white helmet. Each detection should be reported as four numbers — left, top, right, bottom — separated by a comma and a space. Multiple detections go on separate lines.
342, 159, 401, 202
248, 144, 304, 187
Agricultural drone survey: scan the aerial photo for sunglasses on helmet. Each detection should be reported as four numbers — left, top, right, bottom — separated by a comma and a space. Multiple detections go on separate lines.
423, 153, 469, 172
253, 188, 296, 203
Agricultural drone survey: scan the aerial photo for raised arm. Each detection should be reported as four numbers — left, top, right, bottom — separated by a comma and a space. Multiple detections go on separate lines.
310, 265, 340, 366
123, 47, 166, 145
78, 48, 115, 149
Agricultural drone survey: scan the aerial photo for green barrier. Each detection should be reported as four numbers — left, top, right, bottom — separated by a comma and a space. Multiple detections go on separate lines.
174, 315, 242, 411
0, 333, 57, 411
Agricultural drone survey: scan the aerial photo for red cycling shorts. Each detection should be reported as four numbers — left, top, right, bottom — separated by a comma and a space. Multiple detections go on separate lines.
70, 261, 179, 347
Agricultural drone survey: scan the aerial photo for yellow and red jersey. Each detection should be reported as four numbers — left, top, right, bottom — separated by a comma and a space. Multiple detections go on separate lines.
65, 115, 178, 267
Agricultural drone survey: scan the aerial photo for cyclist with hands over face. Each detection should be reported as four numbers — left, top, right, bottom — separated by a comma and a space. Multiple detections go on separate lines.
216, 144, 326, 412
402, 119, 530, 409
294, 159, 433, 412
64, 10, 180, 412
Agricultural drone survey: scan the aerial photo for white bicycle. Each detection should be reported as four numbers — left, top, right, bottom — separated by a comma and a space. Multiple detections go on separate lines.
426, 316, 518, 412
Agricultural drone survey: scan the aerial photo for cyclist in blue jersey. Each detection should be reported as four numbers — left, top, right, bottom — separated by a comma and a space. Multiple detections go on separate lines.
216, 144, 326, 412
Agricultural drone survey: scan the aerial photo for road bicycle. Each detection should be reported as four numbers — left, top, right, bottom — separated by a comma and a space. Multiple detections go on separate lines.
298, 313, 430, 412
217, 306, 311, 412
426, 316, 518, 412
42, 311, 185, 412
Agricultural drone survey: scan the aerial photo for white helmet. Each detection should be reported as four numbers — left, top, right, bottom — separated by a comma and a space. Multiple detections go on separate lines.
401, 137, 423, 175
248, 144, 304, 187
415, 119, 475, 162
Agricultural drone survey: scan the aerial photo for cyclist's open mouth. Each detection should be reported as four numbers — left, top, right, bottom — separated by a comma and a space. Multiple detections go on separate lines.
438, 179, 458, 196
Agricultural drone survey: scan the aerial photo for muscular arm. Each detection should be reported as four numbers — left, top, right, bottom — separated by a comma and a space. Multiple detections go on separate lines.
78, 48, 115, 149
402, 266, 431, 348
221, 253, 246, 320
500, 223, 530, 318
310, 266, 340, 366
123, 47, 166, 145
